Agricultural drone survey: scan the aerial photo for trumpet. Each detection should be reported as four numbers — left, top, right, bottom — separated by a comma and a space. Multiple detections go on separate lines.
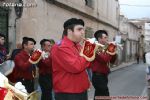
83, 38, 116, 54
96, 42, 117, 55
80, 38, 117, 62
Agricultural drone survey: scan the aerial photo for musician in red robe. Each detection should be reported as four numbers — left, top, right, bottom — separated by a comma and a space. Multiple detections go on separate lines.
10, 37, 37, 93
38, 39, 52, 100
51, 18, 91, 100
91, 30, 117, 99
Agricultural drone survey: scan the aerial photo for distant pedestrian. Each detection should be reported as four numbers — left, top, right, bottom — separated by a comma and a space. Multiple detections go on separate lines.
136, 53, 139, 64
143, 52, 146, 63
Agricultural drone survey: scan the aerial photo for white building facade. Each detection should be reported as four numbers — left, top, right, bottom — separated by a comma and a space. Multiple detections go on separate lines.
0, 0, 120, 51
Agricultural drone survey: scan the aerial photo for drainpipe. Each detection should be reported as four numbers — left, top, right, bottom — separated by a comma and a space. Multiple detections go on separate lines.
14, 17, 19, 49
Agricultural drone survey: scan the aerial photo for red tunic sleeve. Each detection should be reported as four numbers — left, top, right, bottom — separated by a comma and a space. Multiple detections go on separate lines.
14, 54, 32, 71
53, 46, 90, 73
95, 53, 112, 63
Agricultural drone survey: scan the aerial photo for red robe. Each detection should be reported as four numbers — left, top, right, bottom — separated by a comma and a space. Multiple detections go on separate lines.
8, 50, 34, 82
92, 52, 116, 75
51, 36, 90, 93
38, 54, 52, 75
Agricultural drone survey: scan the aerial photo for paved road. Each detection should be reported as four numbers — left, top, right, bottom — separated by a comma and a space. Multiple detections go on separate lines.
88, 62, 147, 100
109, 62, 147, 96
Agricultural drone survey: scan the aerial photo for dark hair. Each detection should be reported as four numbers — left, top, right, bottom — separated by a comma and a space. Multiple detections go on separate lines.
63, 18, 84, 37
94, 30, 108, 41
63, 25, 75, 37
40, 39, 51, 46
0, 33, 5, 38
22, 37, 36, 48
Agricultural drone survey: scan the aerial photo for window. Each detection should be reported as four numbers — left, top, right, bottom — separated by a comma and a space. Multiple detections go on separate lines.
85, 0, 93, 8
85, 27, 93, 38
0, 7, 9, 50
46, 0, 55, 3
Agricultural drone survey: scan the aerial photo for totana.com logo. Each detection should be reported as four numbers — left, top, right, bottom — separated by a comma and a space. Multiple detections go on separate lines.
2, 2, 37, 8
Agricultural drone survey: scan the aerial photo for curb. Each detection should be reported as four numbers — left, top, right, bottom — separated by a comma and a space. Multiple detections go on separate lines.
110, 61, 136, 72
141, 86, 147, 96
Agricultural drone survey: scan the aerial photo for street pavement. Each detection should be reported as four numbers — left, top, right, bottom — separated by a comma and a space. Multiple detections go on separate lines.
36, 61, 148, 100
88, 61, 148, 100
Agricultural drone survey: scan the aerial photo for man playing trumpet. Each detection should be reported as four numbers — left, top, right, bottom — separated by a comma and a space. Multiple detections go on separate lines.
91, 30, 117, 99
51, 18, 92, 100
8, 37, 42, 94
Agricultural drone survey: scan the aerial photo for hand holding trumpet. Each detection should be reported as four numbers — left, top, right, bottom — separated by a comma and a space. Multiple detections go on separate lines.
80, 38, 117, 62
97, 42, 117, 55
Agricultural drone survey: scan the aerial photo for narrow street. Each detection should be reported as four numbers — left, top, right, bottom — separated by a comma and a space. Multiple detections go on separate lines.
88, 62, 147, 100
0, 0, 150, 100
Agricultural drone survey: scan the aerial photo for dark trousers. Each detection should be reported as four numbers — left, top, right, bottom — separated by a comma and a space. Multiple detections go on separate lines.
92, 73, 109, 100
17, 79, 34, 93
55, 91, 88, 100
39, 74, 52, 100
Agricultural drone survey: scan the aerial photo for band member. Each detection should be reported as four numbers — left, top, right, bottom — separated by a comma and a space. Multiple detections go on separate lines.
51, 18, 91, 100
0, 33, 7, 64
38, 39, 52, 100
91, 30, 117, 99
12, 37, 37, 93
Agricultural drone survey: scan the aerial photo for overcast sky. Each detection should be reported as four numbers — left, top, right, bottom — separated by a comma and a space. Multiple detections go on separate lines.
119, 0, 150, 19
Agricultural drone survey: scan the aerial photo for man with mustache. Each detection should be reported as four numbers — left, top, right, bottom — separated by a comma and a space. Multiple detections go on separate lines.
12, 37, 37, 93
